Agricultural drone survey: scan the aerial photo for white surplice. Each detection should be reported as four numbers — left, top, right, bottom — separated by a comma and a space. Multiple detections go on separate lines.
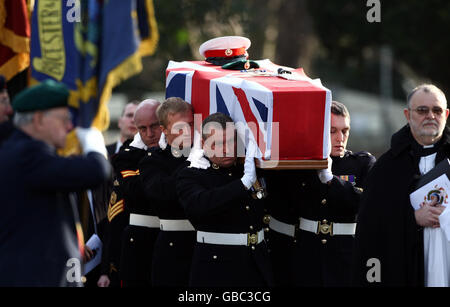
418, 151, 450, 287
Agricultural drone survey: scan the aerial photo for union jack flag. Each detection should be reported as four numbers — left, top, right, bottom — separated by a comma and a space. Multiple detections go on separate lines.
166, 60, 331, 162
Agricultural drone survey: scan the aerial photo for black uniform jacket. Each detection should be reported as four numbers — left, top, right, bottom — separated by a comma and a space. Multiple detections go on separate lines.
0, 120, 13, 147
0, 129, 110, 286
177, 161, 274, 287
353, 125, 450, 287
105, 140, 158, 286
291, 149, 375, 286
106, 142, 118, 160
263, 169, 302, 287
139, 145, 193, 286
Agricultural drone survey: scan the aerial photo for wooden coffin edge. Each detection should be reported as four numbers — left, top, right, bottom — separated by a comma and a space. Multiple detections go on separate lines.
255, 159, 328, 170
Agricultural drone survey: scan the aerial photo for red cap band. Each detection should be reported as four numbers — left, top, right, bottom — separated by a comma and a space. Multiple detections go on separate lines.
204, 47, 246, 58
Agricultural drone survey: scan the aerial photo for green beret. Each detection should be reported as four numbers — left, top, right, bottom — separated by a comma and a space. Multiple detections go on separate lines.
12, 79, 69, 112
221, 59, 259, 70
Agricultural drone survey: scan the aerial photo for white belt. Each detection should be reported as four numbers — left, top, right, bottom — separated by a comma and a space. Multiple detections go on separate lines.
159, 219, 195, 231
129, 213, 160, 228
299, 217, 356, 236
197, 229, 264, 246
269, 216, 296, 238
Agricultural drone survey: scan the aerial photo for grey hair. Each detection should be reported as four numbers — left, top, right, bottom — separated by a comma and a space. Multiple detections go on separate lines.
13, 112, 35, 127
407, 84, 447, 108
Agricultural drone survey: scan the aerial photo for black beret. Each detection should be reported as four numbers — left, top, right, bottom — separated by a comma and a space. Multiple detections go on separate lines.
12, 79, 69, 112
221, 59, 259, 70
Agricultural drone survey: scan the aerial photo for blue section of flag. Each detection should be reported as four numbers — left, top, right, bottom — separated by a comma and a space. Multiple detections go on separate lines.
166, 74, 186, 100
216, 85, 230, 116
136, 0, 150, 39
30, 0, 143, 128
253, 97, 268, 122
99, 0, 139, 87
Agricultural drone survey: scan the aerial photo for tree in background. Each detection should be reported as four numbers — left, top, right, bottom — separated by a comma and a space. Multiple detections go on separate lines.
117, 0, 450, 104
307, 0, 450, 100
116, 0, 314, 97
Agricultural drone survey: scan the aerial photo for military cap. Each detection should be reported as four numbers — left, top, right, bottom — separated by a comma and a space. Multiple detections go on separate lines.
199, 36, 251, 66
0, 75, 6, 90
12, 79, 69, 112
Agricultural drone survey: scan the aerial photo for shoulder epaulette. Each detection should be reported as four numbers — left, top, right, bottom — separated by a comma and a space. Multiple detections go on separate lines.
120, 169, 140, 178
354, 151, 373, 157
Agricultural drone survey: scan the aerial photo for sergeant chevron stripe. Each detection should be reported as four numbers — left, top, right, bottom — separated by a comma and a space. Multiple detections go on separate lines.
108, 199, 124, 222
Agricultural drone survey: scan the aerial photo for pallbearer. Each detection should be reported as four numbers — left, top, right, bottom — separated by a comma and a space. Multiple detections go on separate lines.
177, 112, 273, 287
265, 101, 375, 287
139, 97, 195, 286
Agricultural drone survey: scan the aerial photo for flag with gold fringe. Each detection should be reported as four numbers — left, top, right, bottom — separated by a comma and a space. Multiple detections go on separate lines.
136, 0, 159, 57
0, 0, 31, 81
29, 0, 158, 156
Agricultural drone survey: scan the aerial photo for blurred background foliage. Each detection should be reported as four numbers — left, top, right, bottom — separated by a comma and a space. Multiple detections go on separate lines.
111, 0, 450, 156
116, 0, 450, 99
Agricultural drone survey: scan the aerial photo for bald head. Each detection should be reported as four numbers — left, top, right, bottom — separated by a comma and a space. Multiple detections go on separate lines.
407, 84, 447, 109
134, 99, 162, 148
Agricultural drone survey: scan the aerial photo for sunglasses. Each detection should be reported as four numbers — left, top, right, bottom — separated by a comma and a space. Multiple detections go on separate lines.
409, 106, 445, 116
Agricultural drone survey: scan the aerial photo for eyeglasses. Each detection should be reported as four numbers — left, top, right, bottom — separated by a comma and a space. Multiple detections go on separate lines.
409, 106, 445, 116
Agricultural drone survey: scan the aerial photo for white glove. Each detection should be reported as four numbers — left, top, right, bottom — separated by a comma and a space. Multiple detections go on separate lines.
317, 156, 333, 184
76, 127, 107, 158
187, 148, 210, 169
241, 140, 257, 190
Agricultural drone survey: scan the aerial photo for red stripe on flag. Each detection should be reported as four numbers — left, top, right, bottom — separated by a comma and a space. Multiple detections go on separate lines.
191, 70, 223, 123
232, 87, 267, 156
4, 0, 30, 38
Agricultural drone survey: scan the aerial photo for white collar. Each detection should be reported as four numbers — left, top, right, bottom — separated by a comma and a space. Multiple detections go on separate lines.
130, 133, 148, 150
115, 140, 123, 153
158, 133, 167, 150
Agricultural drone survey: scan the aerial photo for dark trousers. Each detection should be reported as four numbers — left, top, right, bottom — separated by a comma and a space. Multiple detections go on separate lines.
151, 230, 196, 286
189, 241, 273, 287
293, 230, 354, 287
267, 230, 295, 287
120, 225, 159, 287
